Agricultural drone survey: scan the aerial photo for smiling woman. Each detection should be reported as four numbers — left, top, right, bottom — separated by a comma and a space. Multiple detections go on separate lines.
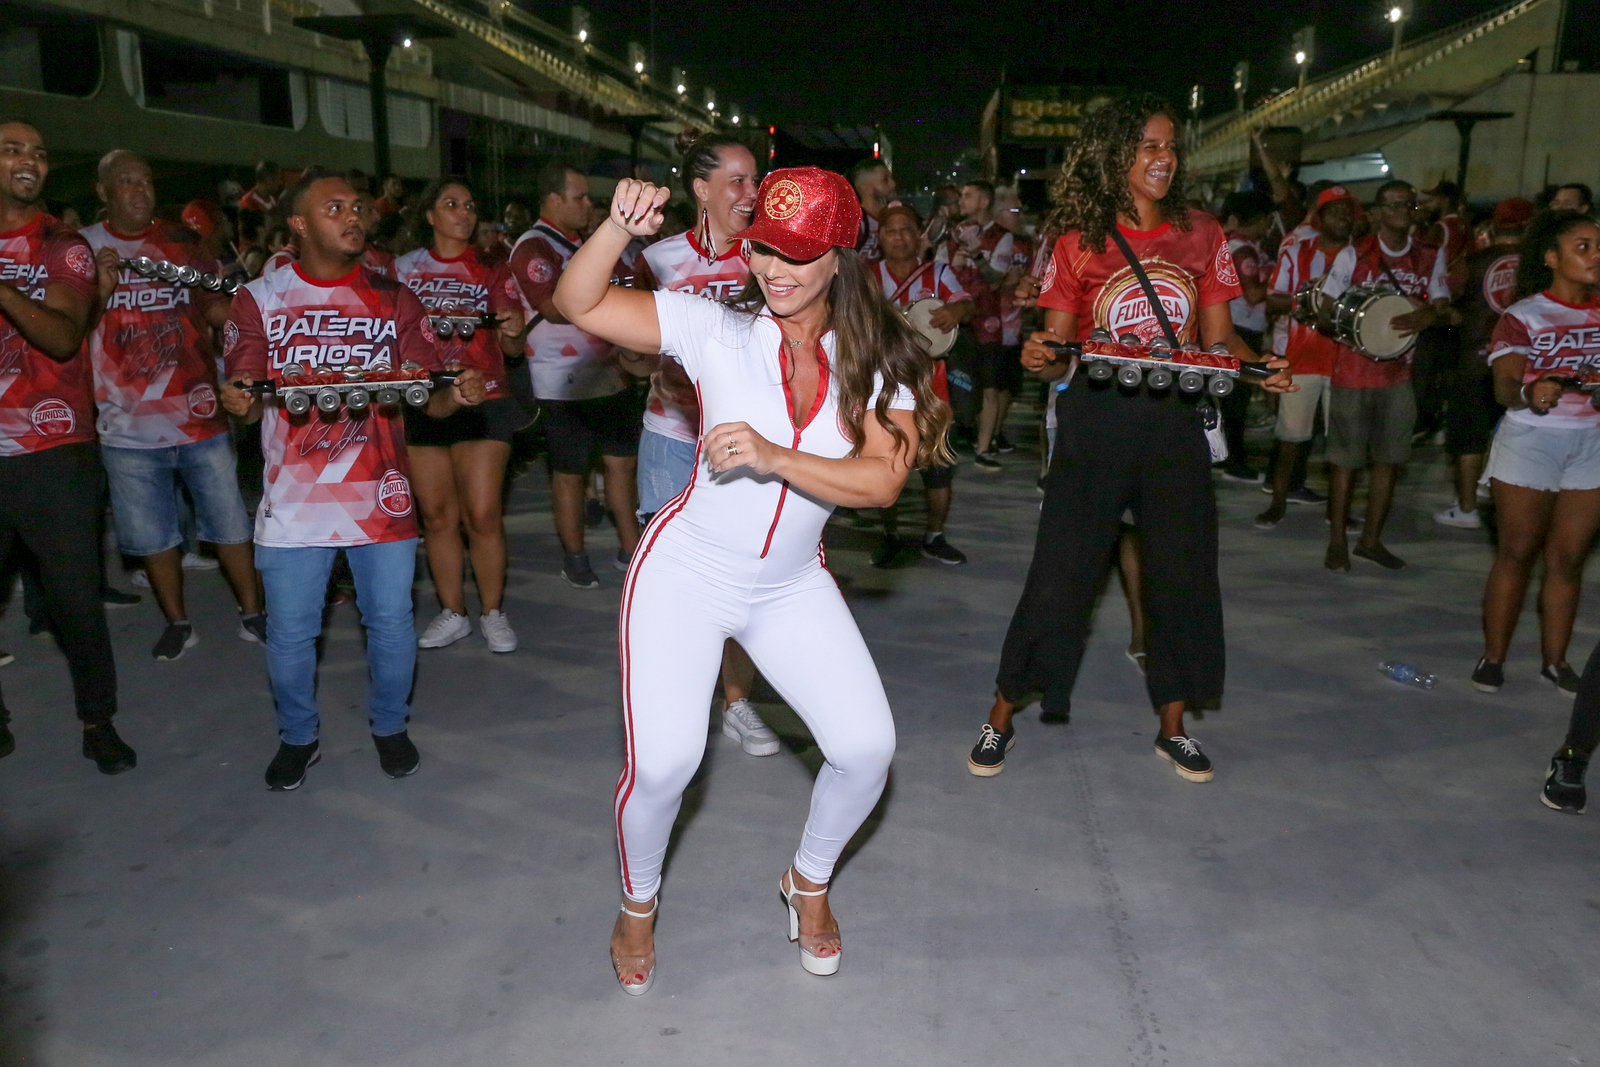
551, 167, 949, 995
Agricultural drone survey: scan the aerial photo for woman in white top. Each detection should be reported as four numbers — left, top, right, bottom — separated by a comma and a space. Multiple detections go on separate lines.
553, 169, 951, 993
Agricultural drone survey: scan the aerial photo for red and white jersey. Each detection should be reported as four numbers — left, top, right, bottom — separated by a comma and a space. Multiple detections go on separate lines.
223, 263, 442, 547
872, 258, 971, 403
637, 230, 750, 443
1269, 236, 1346, 376
82, 221, 229, 449
237, 189, 276, 215
1038, 211, 1241, 345
1226, 232, 1268, 335
0, 213, 98, 456
871, 258, 971, 308
1324, 234, 1449, 389
262, 248, 298, 275
857, 212, 881, 262
509, 220, 620, 401
393, 246, 520, 400
1268, 223, 1318, 356
998, 231, 1035, 345
1489, 291, 1600, 429
264, 245, 391, 279
936, 222, 1014, 345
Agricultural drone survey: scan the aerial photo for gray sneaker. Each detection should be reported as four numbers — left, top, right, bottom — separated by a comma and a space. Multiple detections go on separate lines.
722, 699, 780, 756
562, 553, 601, 589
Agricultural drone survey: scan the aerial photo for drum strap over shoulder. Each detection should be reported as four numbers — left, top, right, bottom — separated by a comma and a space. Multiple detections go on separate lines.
1109, 228, 1181, 348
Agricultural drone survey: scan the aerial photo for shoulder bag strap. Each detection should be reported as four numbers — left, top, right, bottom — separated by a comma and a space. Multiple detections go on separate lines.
1108, 226, 1181, 348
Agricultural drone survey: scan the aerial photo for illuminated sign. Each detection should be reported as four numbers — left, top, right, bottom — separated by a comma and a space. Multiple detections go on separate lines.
1002, 87, 1116, 144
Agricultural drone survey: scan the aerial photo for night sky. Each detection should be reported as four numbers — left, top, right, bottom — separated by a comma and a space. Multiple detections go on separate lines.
530, 0, 1510, 183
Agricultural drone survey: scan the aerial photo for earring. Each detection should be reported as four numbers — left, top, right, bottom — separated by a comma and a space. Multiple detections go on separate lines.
693, 207, 714, 263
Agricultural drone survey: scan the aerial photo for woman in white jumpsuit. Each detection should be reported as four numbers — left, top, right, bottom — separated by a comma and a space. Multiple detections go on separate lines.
553, 168, 951, 993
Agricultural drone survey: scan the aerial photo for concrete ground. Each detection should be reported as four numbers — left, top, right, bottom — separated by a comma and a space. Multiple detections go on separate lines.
1, 411, 1597, 1067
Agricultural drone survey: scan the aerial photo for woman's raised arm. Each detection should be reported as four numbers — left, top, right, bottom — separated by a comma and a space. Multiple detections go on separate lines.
554, 179, 673, 353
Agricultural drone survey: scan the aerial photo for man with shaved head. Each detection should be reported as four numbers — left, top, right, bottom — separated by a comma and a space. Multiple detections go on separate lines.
83, 149, 264, 663
0, 120, 135, 774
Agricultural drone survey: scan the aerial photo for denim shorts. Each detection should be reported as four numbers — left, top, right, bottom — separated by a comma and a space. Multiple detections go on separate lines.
102, 432, 254, 556
636, 427, 698, 518
1484, 418, 1600, 492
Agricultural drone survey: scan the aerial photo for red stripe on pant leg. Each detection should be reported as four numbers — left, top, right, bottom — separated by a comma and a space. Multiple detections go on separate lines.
614, 384, 704, 898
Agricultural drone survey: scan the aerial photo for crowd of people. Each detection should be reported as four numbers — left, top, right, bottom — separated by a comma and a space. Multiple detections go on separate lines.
3, 90, 1600, 994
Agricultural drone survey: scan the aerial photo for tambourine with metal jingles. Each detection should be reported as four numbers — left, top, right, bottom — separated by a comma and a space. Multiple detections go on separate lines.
902, 297, 957, 356
231, 361, 458, 416
120, 256, 239, 295
426, 306, 503, 341
1043, 328, 1279, 398
1291, 277, 1326, 323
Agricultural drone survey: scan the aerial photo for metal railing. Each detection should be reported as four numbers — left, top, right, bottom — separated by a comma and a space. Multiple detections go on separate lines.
1190, 0, 1551, 170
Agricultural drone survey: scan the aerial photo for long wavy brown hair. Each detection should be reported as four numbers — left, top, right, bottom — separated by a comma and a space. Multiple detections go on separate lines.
1043, 93, 1191, 254
727, 247, 953, 469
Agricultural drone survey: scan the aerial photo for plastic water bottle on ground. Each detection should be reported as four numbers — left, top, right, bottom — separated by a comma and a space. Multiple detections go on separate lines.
1378, 660, 1437, 690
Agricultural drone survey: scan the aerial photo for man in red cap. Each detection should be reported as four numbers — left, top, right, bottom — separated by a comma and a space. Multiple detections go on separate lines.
1256, 185, 1357, 528
1435, 197, 1532, 528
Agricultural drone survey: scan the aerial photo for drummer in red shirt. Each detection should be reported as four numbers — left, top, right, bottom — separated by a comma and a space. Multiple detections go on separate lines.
965, 94, 1291, 784
1317, 179, 1452, 572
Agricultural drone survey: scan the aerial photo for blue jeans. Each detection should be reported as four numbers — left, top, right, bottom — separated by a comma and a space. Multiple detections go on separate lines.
101, 434, 254, 556
255, 539, 419, 745
635, 428, 698, 518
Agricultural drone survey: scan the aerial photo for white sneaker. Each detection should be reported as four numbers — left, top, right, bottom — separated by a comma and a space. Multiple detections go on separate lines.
480, 609, 518, 653
1434, 503, 1482, 529
130, 568, 151, 589
417, 609, 471, 649
722, 699, 780, 756
182, 551, 219, 570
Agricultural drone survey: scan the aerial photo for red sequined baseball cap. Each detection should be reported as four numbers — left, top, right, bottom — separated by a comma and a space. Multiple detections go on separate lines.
734, 166, 862, 262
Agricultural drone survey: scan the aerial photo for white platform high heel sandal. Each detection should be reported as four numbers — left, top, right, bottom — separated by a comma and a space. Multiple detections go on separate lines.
779, 869, 841, 976
611, 898, 658, 996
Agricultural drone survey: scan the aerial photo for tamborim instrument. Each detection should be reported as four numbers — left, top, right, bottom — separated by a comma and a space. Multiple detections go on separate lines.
1329, 285, 1418, 361
904, 297, 957, 356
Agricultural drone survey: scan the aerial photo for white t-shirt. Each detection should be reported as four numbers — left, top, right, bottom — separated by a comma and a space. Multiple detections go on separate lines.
652, 290, 913, 571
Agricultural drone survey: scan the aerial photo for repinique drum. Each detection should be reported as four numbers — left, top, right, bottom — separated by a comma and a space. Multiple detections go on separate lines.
1329, 285, 1418, 360
904, 297, 957, 356
1292, 276, 1327, 323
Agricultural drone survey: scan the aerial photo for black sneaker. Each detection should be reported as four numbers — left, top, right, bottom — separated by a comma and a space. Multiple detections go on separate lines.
1541, 663, 1582, 695
1217, 462, 1262, 483
152, 621, 198, 661
1352, 543, 1405, 570
993, 432, 1017, 454
238, 611, 268, 644
1471, 658, 1504, 693
1286, 486, 1327, 505
101, 586, 142, 608
82, 722, 137, 775
1541, 749, 1588, 814
264, 740, 320, 791
1154, 735, 1213, 782
967, 723, 1014, 777
28, 616, 52, 640
870, 535, 902, 569
920, 534, 967, 565
972, 452, 1002, 472
562, 552, 601, 589
374, 731, 420, 778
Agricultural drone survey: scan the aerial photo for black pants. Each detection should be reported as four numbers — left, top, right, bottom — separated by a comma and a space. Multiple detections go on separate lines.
0, 442, 118, 724
997, 377, 1225, 714
1561, 639, 1600, 757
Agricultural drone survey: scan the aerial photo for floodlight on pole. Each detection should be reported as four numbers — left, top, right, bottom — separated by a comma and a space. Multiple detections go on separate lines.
1232, 60, 1250, 111
1387, 1, 1412, 61
1291, 25, 1315, 90
570, 6, 590, 50
671, 67, 687, 97
628, 41, 647, 78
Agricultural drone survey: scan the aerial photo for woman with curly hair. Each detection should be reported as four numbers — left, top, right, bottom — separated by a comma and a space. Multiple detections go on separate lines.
965, 93, 1291, 783
553, 169, 951, 991
1473, 210, 1600, 705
